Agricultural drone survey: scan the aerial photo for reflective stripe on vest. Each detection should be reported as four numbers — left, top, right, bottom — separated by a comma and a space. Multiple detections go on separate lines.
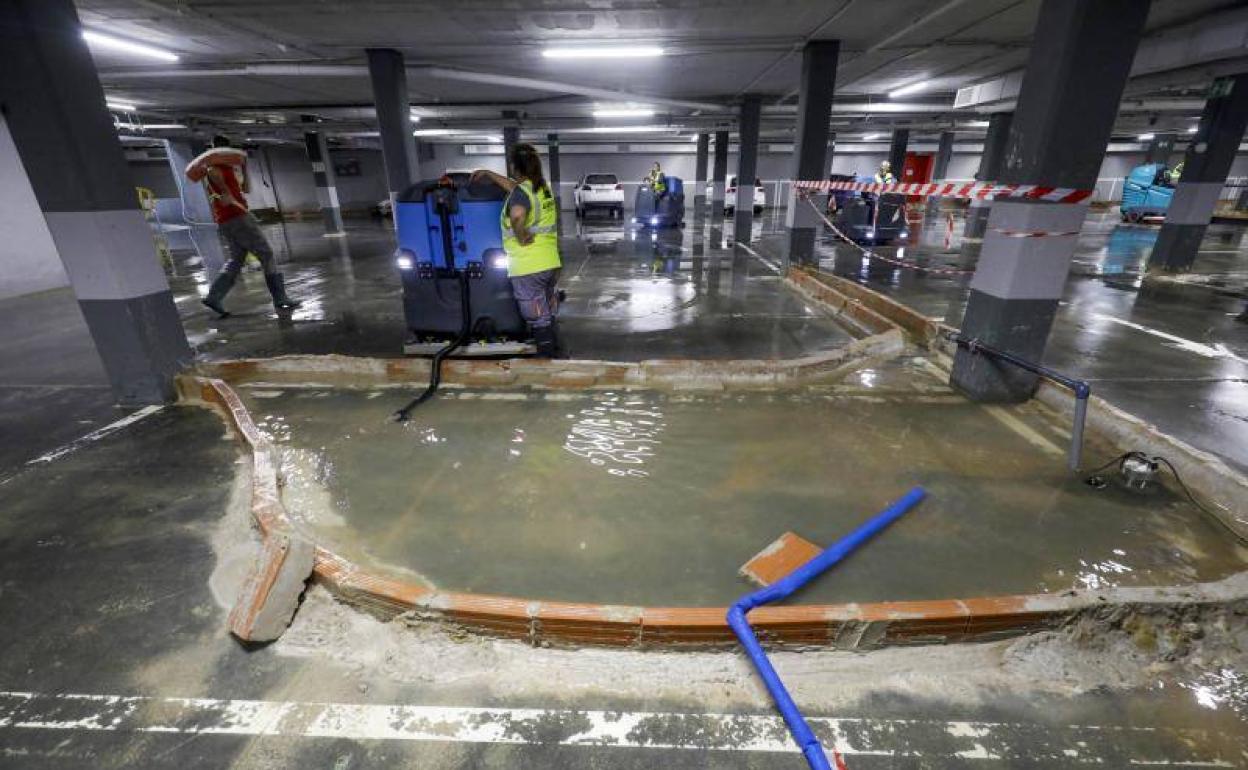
501, 181, 561, 278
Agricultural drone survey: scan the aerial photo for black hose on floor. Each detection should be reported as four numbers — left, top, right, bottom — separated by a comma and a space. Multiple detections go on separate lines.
394, 271, 471, 422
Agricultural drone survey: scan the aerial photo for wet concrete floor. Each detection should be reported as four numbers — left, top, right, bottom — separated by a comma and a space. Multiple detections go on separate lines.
3, 210, 1247, 766
170, 214, 851, 363
767, 206, 1248, 475
243, 358, 1246, 606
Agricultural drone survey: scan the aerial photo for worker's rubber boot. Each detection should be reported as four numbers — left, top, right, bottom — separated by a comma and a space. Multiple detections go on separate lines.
533, 324, 558, 358
202, 270, 237, 318
265, 273, 302, 311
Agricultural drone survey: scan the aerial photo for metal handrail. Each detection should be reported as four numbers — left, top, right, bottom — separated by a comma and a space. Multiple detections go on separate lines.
949, 333, 1090, 471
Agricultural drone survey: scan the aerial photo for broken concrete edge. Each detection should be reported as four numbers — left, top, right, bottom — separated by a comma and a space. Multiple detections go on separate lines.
188, 332, 904, 393
1033, 379, 1248, 543
227, 531, 316, 643
179, 373, 1248, 650
785, 267, 943, 346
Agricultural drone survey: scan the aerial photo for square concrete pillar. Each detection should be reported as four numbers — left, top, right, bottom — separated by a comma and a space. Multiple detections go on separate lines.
951, 0, 1150, 402
0, 0, 192, 406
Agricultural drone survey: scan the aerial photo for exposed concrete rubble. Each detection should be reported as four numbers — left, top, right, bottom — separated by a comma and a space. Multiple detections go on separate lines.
227, 531, 315, 643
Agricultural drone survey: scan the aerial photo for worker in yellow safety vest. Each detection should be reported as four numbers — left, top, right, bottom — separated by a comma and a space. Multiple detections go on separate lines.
874, 160, 896, 185
646, 162, 667, 197
472, 143, 564, 357
1166, 161, 1184, 186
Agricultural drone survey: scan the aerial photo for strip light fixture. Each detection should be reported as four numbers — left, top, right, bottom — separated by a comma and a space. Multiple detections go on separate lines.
542, 45, 663, 59
592, 107, 656, 118
82, 30, 179, 62
888, 80, 929, 99
105, 99, 137, 112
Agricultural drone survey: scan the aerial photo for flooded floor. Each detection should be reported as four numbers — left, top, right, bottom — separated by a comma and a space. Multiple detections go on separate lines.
169, 214, 852, 364
243, 363, 1246, 607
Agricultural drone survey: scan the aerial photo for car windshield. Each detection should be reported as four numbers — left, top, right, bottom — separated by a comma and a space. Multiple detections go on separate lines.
586, 174, 617, 185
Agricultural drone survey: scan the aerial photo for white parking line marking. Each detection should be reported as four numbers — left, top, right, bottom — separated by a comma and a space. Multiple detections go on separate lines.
0, 690, 1233, 765
1093, 314, 1248, 365
24, 405, 164, 467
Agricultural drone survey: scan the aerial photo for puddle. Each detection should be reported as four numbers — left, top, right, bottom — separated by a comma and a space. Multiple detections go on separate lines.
245, 387, 1247, 606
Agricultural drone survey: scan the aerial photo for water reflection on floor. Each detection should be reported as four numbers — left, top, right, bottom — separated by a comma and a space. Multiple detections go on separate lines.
244, 362, 1246, 607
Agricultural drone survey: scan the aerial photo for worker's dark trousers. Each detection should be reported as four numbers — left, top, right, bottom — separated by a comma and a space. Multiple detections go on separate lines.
205, 214, 297, 310
511, 268, 562, 356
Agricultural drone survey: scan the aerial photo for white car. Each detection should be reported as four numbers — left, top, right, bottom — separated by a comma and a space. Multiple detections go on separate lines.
574, 173, 625, 218
707, 175, 766, 215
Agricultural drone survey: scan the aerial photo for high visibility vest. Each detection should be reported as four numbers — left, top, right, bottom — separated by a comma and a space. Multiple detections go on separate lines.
501, 180, 561, 278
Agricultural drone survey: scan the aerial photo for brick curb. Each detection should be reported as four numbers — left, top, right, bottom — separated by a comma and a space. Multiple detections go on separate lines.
180, 374, 1248, 649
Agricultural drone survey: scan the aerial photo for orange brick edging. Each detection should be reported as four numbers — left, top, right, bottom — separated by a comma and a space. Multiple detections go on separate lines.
181, 375, 1247, 649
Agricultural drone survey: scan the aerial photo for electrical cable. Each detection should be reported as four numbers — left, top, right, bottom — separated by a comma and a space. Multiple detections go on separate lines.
393, 270, 471, 422
1152, 455, 1248, 546
1084, 451, 1247, 546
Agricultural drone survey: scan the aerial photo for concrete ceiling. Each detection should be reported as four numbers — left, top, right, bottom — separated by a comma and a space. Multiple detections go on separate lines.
78, 0, 1245, 143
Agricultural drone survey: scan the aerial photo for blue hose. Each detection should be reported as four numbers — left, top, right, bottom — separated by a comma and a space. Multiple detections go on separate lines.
727, 486, 927, 770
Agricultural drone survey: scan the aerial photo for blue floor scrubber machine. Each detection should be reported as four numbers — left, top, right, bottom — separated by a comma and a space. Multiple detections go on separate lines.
391, 175, 534, 420
393, 175, 531, 357
634, 176, 686, 227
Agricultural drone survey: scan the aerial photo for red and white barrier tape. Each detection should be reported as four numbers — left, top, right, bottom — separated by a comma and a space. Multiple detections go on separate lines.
991, 228, 1082, 239
794, 179, 1092, 204
802, 195, 975, 276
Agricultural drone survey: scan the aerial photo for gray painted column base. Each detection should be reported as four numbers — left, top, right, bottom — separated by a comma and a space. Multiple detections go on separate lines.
1148, 223, 1207, 272
949, 290, 1058, 402
964, 205, 992, 239
321, 206, 345, 235
79, 290, 194, 405
788, 227, 816, 266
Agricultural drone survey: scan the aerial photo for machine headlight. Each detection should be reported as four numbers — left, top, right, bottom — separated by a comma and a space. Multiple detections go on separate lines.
650, 216, 660, 225
395, 250, 415, 270
484, 248, 509, 270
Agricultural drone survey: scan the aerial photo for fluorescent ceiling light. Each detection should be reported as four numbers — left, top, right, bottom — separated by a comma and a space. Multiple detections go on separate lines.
888, 80, 928, 99
862, 133, 882, 141
106, 99, 137, 112
408, 110, 422, 123
115, 122, 186, 131
962, 120, 990, 128
1138, 133, 1155, 141
542, 45, 664, 60
565, 125, 676, 134
414, 128, 458, 136
82, 30, 179, 62
592, 107, 655, 118
1186, 126, 1198, 133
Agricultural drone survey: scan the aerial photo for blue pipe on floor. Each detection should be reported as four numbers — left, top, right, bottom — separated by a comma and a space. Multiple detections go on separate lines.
726, 486, 927, 770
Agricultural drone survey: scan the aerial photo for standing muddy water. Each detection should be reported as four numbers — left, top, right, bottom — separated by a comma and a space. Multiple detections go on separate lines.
244, 377, 1247, 607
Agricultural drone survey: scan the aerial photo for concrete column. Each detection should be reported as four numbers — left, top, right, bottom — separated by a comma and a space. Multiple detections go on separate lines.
0, 0, 191, 405
1147, 75, 1248, 273
366, 49, 418, 205
1143, 132, 1176, 165
964, 111, 1014, 238
925, 130, 956, 216
932, 130, 955, 180
711, 129, 729, 222
502, 111, 520, 173
547, 133, 562, 232
888, 129, 909, 178
786, 41, 839, 265
733, 95, 762, 243
951, 0, 1149, 402
301, 117, 346, 237
693, 132, 710, 219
